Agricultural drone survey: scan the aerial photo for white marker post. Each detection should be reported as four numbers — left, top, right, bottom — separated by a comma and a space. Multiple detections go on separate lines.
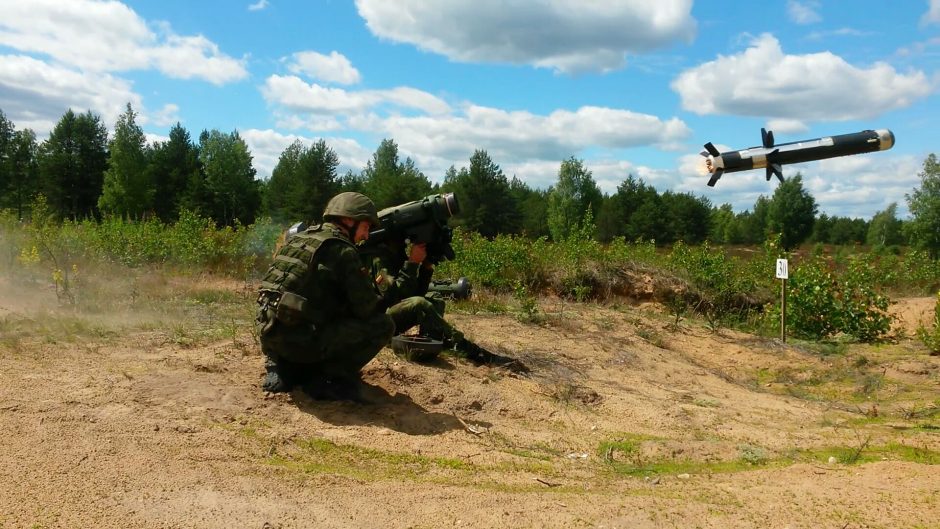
776, 259, 789, 342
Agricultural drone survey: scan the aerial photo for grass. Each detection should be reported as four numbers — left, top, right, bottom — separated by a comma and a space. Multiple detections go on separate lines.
596, 432, 940, 478
270, 436, 472, 482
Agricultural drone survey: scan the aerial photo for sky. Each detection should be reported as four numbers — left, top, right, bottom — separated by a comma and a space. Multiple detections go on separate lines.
0, 0, 938, 219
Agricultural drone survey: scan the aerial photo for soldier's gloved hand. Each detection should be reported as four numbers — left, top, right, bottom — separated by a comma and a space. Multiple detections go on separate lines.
456, 339, 529, 373
408, 243, 427, 264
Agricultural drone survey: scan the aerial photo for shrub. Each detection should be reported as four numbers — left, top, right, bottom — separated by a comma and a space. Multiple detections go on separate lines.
784, 254, 893, 342
916, 291, 940, 354
785, 256, 840, 340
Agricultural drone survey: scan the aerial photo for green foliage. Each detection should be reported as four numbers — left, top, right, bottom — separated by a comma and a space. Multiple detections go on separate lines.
512, 280, 542, 323
195, 129, 261, 226
0, 111, 39, 219
916, 291, 940, 354
661, 191, 712, 244
263, 139, 341, 223
0, 209, 26, 274
509, 176, 550, 238
666, 240, 770, 328
866, 202, 904, 248
767, 174, 817, 250
906, 153, 940, 258
785, 257, 841, 339
438, 229, 544, 292
785, 254, 893, 342
20, 195, 81, 303
8, 203, 280, 281
98, 103, 153, 217
149, 123, 201, 222
37, 109, 109, 220
838, 256, 893, 342
738, 444, 769, 465
546, 156, 602, 241
360, 138, 432, 209
442, 150, 520, 237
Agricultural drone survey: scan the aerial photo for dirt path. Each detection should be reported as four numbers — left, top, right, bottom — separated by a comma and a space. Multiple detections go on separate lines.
1, 280, 938, 528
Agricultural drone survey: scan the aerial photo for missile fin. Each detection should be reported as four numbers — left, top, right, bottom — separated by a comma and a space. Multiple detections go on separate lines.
767, 163, 783, 183
761, 128, 775, 148
703, 142, 720, 157
707, 168, 723, 187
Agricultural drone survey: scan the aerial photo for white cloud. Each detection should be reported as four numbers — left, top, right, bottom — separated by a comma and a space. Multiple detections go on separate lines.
263, 67, 692, 184
150, 104, 180, 127
805, 27, 874, 41
144, 132, 170, 146
0, 54, 142, 134
149, 34, 248, 85
262, 75, 451, 115
787, 1, 821, 25
355, 0, 696, 74
765, 118, 809, 134
923, 0, 940, 25
672, 34, 934, 122
368, 105, 691, 168
240, 129, 372, 179
287, 51, 361, 85
0, 0, 247, 84
807, 153, 922, 218
248, 0, 269, 11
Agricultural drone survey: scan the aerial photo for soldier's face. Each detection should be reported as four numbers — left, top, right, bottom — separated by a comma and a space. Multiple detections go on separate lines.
353, 221, 372, 243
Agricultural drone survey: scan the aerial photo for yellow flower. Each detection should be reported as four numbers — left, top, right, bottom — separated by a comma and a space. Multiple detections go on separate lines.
17, 245, 40, 265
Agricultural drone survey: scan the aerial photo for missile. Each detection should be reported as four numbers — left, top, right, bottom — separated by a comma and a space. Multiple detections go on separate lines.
702, 128, 895, 187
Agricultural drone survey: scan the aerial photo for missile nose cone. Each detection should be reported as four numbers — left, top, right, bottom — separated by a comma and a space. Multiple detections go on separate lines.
875, 129, 895, 151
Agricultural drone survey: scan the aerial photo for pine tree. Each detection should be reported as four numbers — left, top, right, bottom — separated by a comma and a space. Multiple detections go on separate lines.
37, 109, 108, 219
99, 103, 152, 217
546, 157, 602, 241
906, 154, 940, 257
766, 174, 817, 250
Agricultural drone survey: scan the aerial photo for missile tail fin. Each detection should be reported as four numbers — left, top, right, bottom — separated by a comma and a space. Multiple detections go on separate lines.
707, 168, 723, 187
761, 128, 775, 148
703, 142, 720, 157
766, 163, 783, 183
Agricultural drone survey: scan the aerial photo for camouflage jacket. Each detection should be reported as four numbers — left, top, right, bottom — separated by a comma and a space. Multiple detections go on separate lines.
258, 222, 420, 329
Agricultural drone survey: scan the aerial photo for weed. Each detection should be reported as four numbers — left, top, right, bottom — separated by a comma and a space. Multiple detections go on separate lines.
636, 326, 665, 349
855, 372, 885, 397
693, 398, 721, 408
513, 280, 543, 324
737, 444, 769, 465
271, 436, 473, 482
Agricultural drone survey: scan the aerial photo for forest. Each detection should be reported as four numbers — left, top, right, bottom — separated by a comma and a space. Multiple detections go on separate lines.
4, 104, 938, 254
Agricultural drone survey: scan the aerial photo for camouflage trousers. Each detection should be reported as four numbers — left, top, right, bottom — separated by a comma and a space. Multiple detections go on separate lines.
260, 311, 394, 381
387, 294, 463, 343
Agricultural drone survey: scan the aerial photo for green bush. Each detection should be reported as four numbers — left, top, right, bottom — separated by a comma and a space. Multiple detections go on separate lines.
916, 291, 940, 354
784, 255, 893, 342
785, 256, 840, 339
838, 256, 893, 342
8, 202, 283, 282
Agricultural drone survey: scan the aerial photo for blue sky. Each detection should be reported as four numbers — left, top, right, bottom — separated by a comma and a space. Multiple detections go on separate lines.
1, 0, 938, 219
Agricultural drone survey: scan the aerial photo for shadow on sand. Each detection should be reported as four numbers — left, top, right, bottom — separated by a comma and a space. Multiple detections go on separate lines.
291, 381, 475, 436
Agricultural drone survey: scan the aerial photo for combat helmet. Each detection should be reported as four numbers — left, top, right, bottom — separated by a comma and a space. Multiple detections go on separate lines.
322, 192, 381, 226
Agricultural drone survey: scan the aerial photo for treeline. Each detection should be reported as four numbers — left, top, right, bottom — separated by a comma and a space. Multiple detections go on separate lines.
0, 105, 930, 252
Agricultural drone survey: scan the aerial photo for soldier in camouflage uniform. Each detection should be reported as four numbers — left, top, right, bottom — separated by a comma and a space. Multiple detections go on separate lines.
255, 192, 428, 399
370, 246, 471, 361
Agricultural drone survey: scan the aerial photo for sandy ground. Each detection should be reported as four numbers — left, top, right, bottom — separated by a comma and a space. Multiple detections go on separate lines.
1, 276, 938, 529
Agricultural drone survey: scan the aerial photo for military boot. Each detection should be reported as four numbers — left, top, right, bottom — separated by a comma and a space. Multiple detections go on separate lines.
261, 358, 293, 393
446, 338, 530, 373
